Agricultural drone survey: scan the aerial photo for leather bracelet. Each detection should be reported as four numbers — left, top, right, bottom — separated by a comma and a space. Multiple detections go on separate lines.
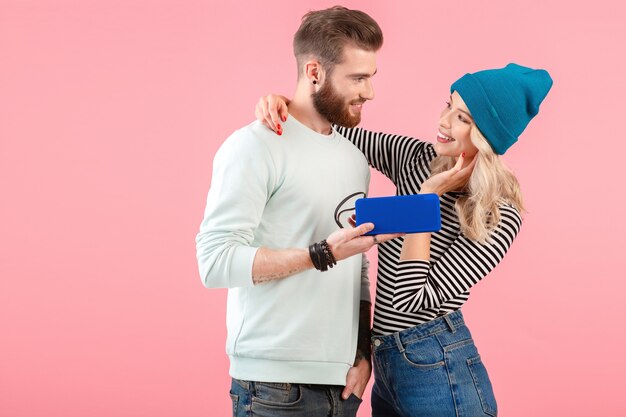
309, 243, 322, 270
316, 242, 328, 271
309, 240, 333, 271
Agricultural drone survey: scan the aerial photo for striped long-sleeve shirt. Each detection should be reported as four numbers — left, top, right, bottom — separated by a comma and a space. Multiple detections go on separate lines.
336, 126, 522, 336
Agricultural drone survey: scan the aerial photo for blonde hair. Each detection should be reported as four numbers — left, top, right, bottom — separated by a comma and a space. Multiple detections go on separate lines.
429, 125, 525, 243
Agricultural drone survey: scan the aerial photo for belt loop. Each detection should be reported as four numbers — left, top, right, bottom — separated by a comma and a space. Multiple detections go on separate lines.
443, 314, 456, 333
393, 332, 405, 353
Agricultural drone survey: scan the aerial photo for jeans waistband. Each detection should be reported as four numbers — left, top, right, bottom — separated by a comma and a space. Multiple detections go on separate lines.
371, 310, 465, 352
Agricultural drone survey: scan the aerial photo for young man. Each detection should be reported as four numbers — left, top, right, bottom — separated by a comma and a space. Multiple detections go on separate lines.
195, 6, 391, 417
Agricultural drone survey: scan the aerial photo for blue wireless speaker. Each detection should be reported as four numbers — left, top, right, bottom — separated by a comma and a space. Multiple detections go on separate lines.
355, 194, 441, 235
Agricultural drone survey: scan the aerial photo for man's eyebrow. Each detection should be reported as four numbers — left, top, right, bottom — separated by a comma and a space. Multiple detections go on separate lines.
348, 69, 378, 78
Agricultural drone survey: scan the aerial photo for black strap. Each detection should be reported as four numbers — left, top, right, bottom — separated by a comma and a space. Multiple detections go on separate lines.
334, 191, 366, 228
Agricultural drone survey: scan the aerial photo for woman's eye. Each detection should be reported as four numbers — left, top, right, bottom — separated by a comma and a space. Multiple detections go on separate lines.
458, 114, 470, 124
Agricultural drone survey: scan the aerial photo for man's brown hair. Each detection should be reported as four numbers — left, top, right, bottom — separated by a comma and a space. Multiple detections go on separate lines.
293, 6, 383, 78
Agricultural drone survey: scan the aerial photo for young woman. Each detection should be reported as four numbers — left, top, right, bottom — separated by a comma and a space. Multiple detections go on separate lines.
255, 63, 552, 417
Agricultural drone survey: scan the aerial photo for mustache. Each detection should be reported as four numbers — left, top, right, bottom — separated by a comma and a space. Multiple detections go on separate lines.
350, 99, 367, 105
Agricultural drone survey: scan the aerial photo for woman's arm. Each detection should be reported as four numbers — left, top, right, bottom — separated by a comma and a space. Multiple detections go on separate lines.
334, 125, 432, 186
254, 94, 433, 185
391, 205, 522, 313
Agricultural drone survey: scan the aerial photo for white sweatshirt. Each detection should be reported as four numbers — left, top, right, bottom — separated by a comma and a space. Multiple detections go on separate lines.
196, 116, 371, 384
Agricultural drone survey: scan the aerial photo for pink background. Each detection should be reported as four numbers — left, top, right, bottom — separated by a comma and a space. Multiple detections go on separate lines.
1, 0, 625, 416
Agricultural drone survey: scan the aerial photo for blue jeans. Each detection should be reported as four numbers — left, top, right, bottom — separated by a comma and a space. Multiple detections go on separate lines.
371, 310, 497, 417
229, 378, 362, 417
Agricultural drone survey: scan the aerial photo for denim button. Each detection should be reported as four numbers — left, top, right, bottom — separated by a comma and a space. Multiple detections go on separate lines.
373, 339, 381, 347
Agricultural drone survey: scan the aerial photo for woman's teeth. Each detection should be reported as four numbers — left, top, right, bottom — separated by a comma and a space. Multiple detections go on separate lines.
437, 132, 455, 142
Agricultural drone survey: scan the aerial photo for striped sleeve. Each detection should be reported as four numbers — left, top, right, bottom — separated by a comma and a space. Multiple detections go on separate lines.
391, 206, 522, 313
334, 126, 429, 186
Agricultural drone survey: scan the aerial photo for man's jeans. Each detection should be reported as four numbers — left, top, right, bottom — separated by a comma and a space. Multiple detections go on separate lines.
371, 310, 498, 417
229, 378, 362, 417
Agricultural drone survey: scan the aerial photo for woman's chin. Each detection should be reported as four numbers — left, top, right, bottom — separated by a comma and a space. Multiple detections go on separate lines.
434, 143, 457, 157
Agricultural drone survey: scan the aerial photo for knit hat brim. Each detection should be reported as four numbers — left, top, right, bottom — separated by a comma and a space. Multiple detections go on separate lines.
451, 74, 517, 155
450, 63, 553, 155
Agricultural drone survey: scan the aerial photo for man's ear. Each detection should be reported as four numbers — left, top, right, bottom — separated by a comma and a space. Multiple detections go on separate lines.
304, 60, 325, 86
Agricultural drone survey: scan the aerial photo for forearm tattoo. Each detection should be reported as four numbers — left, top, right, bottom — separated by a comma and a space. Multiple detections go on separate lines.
253, 267, 304, 285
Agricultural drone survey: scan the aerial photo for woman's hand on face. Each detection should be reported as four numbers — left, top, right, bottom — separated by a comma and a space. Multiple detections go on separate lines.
254, 94, 291, 135
421, 152, 477, 196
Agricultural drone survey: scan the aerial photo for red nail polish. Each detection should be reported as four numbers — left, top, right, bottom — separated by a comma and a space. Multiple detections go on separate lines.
282, 115, 287, 122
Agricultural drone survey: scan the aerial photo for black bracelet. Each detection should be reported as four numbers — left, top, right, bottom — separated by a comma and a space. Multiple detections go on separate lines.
316, 242, 328, 271
320, 240, 337, 268
309, 243, 321, 270
309, 240, 332, 271
309, 242, 326, 271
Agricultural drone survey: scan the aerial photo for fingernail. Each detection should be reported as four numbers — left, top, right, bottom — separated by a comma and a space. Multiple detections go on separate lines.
277, 130, 282, 136
276, 124, 281, 130
282, 115, 287, 122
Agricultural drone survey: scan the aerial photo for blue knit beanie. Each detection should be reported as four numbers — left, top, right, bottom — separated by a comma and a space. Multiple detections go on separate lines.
450, 63, 553, 155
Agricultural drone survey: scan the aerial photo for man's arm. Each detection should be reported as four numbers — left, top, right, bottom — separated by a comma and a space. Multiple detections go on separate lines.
195, 134, 319, 288
341, 254, 373, 400
252, 224, 399, 285
355, 300, 372, 365
196, 132, 277, 288
251, 247, 313, 284
342, 300, 372, 400
196, 132, 400, 288
356, 254, 372, 361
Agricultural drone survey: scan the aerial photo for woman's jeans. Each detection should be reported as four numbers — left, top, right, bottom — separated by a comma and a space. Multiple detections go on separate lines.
371, 310, 498, 417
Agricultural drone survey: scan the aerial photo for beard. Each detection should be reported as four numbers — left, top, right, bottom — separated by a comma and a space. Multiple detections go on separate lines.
312, 80, 363, 128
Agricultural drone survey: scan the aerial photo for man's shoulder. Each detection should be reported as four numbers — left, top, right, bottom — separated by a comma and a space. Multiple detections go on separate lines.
220, 121, 277, 154
227, 120, 270, 142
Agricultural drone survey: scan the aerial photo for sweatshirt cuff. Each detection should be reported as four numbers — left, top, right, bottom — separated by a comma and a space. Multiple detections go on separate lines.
230, 245, 259, 287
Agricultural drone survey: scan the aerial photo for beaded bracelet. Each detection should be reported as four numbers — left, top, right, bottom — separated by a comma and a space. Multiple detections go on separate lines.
320, 240, 337, 269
